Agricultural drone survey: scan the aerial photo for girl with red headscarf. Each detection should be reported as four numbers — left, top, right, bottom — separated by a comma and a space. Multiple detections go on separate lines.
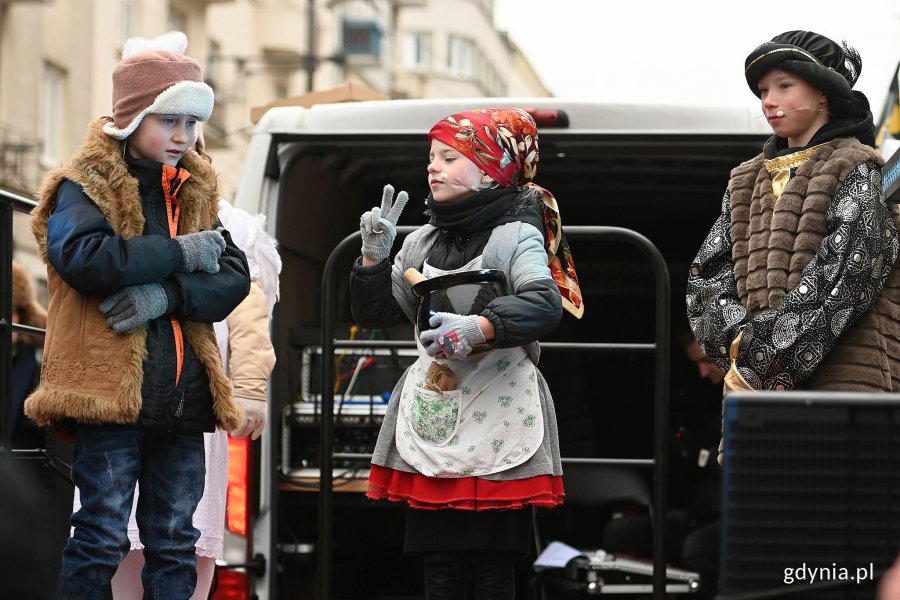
351, 107, 582, 598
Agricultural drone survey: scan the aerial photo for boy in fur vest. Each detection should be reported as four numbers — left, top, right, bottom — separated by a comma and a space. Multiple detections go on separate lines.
26, 31, 249, 599
687, 31, 900, 464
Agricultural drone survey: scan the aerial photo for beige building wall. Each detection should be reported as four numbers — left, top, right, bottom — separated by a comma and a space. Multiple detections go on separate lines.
1, 0, 222, 266
1, 0, 547, 271
503, 36, 551, 98
1, 0, 215, 189
205, 0, 316, 200
1, 0, 108, 272
393, 0, 551, 98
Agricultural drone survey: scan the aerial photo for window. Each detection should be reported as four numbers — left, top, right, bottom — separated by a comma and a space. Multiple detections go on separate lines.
447, 36, 506, 95
342, 19, 383, 56
486, 64, 506, 97
40, 63, 65, 167
448, 36, 475, 77
403, 32, 431, 70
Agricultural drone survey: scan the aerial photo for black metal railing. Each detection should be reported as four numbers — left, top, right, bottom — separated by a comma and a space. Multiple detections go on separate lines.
1, 187, 41, 454
316, 225, 670, 599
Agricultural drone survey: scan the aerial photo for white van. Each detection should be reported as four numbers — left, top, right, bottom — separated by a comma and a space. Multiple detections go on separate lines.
4, 88, 897, 598
218, 97, 784, 600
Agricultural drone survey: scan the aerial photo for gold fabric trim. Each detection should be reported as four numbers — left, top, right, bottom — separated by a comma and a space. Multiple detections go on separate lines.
724, 363, 754, 391
769, 169, 791, 201
724, 331, 754, 392
764, 144, 826, 172
745, 47, 822, 73
764, 145, 826, 201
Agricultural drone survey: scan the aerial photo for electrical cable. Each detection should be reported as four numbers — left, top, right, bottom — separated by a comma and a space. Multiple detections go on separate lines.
336, 329, 378, 419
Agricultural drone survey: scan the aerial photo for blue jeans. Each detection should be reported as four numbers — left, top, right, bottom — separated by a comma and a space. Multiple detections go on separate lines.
57, 424, 205, 600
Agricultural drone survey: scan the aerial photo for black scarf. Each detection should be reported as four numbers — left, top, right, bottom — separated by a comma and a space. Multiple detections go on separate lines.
425, 186, 544, 232
425, 187, 520, 229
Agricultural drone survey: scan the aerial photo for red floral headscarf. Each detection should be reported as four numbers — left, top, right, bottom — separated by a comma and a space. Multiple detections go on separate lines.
429, 108, 584, 318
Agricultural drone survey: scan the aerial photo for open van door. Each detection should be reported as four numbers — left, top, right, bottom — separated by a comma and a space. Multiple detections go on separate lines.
228, 97, 773, 599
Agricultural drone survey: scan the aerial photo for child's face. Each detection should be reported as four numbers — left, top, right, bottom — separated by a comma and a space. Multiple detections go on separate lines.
758, 68, 829, 148
128, 114, 200, 167
427, 139, 484, 203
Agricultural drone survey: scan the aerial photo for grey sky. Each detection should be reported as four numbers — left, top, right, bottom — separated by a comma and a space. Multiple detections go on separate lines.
495, 0, 900, 121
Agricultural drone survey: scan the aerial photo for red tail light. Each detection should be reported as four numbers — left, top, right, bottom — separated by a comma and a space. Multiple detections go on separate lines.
226, 435, 250, 536
521, 108, 570, 128
212, 568, 249, 600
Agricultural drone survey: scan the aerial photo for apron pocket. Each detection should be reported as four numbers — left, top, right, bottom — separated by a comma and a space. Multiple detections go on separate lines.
409, 387, 461, 446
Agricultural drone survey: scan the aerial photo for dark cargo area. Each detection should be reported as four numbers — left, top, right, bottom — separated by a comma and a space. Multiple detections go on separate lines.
266, 129, 767, 598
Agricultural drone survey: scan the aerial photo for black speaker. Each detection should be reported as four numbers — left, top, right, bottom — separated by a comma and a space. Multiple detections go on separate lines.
718, 391, 900, 599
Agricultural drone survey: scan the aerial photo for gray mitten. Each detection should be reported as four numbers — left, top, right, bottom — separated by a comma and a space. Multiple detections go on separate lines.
419, 312, 487, 360
174, 230, 225, 273
360, 184, 409, 262
99, 283, 169, 332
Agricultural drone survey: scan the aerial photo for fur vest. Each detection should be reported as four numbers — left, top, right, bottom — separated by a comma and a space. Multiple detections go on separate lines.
25, 119, 242, 429
729, 137, 900, 391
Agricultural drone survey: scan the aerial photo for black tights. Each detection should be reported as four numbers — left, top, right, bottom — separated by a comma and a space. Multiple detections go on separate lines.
423, 550, 515, 600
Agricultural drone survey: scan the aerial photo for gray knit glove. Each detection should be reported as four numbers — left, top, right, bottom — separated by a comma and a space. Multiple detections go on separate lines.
360, 184, 408, 262
99, 283, 169, 332
419, 312, 486, 360
174, 230, 225, 273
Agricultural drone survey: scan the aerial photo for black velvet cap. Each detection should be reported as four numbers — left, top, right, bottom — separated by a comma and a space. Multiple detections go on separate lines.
744, 31, 862, 118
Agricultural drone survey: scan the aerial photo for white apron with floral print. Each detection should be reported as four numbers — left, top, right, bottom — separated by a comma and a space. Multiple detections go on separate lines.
395, 259, 544, 477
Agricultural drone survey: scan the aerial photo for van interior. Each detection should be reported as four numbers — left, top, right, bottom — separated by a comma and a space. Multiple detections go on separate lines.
258, 114, 769, 597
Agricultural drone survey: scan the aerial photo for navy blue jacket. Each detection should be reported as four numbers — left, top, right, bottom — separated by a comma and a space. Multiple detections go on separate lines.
45, 157, 249, 432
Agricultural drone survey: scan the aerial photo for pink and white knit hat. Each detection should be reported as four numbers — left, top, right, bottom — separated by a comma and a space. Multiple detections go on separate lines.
102, 31, 214, 140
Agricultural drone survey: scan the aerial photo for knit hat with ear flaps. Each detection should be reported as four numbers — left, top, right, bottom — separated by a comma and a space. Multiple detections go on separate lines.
744, 30, 865, 119
102, 31, 214, 140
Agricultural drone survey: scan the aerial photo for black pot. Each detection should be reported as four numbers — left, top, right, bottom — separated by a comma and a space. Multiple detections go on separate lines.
411, 269, 507, 353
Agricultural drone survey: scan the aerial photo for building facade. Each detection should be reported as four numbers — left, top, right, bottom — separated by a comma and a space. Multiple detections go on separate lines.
1, 0, 548, 259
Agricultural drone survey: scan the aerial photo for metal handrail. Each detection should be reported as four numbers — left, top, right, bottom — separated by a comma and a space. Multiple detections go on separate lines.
1, 188, 39, 454
328, 339, 656, 353
317, 225, 670, 599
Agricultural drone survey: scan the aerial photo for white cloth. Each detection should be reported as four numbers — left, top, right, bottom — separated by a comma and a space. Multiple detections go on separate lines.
217, 199, 280, 313
396, 344, 543, 477
215, 199, 281, 370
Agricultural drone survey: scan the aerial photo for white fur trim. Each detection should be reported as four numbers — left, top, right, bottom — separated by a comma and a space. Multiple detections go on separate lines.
102, 80, 214, 140
122, 31, 188, 58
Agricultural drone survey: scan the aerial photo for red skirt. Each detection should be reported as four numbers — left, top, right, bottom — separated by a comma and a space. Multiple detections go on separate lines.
367, 464, 565, 511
